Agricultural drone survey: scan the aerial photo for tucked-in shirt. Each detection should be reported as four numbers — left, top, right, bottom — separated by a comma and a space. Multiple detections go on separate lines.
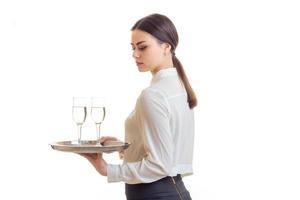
107, 67, 195, 184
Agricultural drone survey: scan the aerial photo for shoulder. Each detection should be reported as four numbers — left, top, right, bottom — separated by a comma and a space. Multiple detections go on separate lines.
139, 87, 167, 104
137, 87, 170, 113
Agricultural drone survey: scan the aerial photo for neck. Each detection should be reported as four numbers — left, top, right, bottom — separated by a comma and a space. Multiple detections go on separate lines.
151, 58, 174, 75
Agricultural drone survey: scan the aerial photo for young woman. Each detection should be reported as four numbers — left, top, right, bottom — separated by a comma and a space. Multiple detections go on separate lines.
80, 13, 197, 200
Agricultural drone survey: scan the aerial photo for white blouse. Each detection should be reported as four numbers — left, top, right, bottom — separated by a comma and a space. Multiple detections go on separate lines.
107, 67, 195, 184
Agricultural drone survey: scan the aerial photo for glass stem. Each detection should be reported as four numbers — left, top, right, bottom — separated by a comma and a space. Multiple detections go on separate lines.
77, 124, 82, 144
96, 123, 101, 143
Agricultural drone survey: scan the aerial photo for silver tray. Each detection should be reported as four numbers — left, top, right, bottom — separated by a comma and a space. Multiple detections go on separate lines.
50, 140, 130, 153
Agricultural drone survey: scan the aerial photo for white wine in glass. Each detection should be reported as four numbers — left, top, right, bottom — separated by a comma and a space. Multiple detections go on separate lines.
91, 97, 106, 143
72, 97, 88, 144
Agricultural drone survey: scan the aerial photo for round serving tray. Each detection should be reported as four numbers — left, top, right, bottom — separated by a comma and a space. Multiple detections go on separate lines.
50, 140, 130, 153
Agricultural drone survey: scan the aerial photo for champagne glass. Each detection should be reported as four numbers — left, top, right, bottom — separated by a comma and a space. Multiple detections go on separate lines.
91, 97, 106, 144
72, 97, 88, 144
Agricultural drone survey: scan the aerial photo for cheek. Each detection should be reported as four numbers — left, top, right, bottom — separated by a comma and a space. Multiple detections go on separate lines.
146, 49, 163, 63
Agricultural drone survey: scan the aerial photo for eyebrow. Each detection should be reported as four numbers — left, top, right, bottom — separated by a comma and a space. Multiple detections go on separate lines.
130, 41, 146, 46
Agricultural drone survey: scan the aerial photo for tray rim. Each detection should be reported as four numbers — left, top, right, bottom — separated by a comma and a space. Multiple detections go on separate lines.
50, 140, 130, 153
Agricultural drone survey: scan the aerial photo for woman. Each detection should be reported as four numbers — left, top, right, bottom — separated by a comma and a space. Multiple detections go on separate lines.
80, 13, 197, 200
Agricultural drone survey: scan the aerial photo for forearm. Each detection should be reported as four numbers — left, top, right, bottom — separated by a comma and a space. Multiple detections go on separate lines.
80, 153, 108, 176
91, 157, 107, 176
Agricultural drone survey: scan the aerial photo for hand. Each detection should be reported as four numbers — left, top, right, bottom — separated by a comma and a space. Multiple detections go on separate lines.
99, 136, 121, 145
79, 153, 107, 176
100, 136, 125, 160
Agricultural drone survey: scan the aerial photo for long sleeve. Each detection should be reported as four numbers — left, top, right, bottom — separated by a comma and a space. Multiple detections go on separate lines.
107, 89, 174, 184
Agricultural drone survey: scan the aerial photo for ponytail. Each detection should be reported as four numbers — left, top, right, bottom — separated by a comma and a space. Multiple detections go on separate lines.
172, 55, 197, 109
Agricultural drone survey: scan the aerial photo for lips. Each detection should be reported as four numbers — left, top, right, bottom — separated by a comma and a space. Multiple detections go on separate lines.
136, 62, 143, 65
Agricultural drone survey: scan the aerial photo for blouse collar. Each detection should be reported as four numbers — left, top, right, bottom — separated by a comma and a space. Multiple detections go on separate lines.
151, 67, 177, 85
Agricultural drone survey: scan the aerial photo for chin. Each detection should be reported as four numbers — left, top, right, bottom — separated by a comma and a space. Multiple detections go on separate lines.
137, 67, 149, 72
138, 68, 148, 72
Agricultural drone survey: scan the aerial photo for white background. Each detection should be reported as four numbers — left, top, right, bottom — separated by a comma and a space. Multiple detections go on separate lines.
1, 0, 300, 199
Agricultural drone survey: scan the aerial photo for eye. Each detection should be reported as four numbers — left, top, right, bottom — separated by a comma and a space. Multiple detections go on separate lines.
138, 46, 147, 51
131, 45, 148, 51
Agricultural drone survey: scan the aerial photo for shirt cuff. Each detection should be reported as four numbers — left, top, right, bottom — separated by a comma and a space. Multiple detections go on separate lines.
107, 164, 122, 183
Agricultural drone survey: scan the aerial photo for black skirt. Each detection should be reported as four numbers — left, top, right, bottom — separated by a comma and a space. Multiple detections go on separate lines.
125, 174, 192, 200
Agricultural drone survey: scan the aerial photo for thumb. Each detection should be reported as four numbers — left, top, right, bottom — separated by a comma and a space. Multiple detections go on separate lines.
100, 136, 118, 143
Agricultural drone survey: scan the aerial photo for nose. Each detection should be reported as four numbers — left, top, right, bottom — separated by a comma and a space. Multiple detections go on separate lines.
132, 49, 140, 58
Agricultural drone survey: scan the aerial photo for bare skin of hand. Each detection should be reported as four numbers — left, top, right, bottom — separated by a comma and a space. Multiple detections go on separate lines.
78, 136, 123, 176
79, 153, 107, 176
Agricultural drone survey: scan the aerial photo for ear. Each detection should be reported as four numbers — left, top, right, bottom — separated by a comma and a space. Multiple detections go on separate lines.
163, 43, 172, 55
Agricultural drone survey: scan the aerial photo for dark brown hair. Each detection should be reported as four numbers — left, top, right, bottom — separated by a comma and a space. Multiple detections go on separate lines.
131, 13, 197, 109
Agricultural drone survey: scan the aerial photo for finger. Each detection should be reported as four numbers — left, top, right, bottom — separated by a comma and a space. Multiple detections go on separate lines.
97, 153, 103, 157
100, 136, 117, 141
78, 153, 97, 160
100, 136, 117, 143
78, 153, 89, 159
99, 136, 108, 143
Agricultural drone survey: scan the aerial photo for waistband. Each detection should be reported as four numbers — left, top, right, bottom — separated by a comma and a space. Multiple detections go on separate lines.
125, 174, 186, 199
161, 174, 182, 183
126, 174, 182, 186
